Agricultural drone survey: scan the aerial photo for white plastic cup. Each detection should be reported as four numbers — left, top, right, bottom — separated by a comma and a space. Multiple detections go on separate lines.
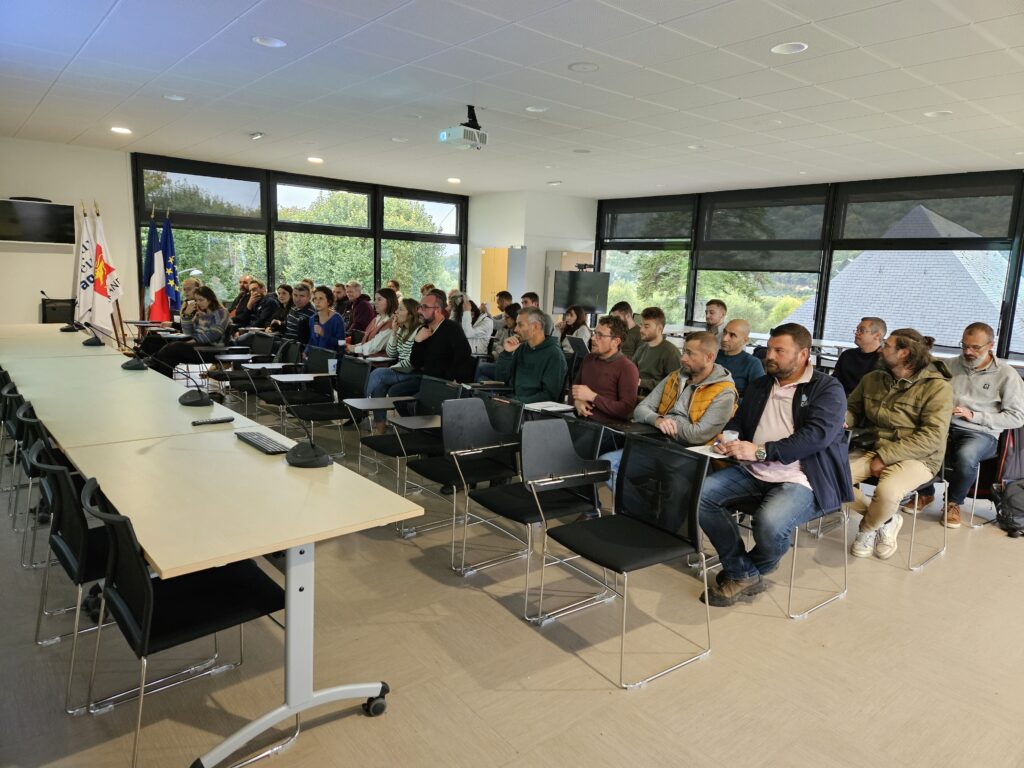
722, 430, 739, 443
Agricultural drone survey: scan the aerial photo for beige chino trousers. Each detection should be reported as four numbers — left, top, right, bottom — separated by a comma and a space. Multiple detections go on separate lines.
849, 450, 935, 532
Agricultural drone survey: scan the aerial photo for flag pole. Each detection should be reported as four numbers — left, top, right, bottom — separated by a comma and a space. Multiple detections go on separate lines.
112, 299, 129, 350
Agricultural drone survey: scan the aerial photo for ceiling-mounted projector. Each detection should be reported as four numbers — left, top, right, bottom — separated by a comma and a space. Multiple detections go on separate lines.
439, 105, 487, 150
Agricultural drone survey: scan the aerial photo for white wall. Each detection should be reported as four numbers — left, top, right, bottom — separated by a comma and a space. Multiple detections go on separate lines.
0, 137, 137, 326
466, 192, 526, 298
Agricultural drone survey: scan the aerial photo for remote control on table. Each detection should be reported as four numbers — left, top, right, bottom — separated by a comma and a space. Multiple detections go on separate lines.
191, 416, 235, 426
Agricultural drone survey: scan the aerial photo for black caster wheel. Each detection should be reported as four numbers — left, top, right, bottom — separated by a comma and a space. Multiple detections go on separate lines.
363, 696, 387, 716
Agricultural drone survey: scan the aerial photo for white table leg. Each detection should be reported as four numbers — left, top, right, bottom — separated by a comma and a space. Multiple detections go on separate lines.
192, 543, 389, 768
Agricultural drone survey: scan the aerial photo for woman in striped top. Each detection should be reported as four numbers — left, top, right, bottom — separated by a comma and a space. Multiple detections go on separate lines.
365, 297, 421, 434
149, 287, 228, 377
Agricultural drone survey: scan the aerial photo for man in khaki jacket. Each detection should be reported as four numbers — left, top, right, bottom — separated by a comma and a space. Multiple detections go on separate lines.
845, 328, 953, 560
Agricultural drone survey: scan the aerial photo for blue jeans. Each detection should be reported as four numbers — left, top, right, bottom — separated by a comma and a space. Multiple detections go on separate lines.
365, 368, 421, 421
601, 448, 623, 491
698, 465, 819, 580
946, 427, 998, 504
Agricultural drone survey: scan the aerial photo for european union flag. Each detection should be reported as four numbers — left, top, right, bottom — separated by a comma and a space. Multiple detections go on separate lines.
160, 217, 180, 312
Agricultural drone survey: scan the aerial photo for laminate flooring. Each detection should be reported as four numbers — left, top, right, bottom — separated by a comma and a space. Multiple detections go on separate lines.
3, 408, 1024, 768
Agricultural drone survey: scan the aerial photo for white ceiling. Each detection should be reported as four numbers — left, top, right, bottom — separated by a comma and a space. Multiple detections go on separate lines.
3, 0, 1024, 198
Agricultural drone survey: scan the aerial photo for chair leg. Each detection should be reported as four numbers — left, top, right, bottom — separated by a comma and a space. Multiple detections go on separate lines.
618, 572, 629, 689
131, 656, 148, 768
65, 585, 87, 715
968, 465, 985, 528
87, 595, 107, 711
909, 482, 948, 571
787, 509, 848, 620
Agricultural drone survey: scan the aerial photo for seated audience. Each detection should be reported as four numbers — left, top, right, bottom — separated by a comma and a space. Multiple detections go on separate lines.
941, 322, 1024, 527
846, 329, 952, 560
699, 323, 851, 607
343, 281, 374, 336
704, 298, 727, 341
477, 303, 519, 381
266, 284, 293, 331
610, 301, 642, 358
834, 316, 886, 395
420, 283, 436, 299
489, 290, 513, 323
226, 274, 252, 317
716, 319, 765, 399
332, 282, 349, 315
408, 289, 474, 382
520, 291, 554, 335
149, 287, 229, 377
559, 305, 592, 354
495, 306, 566, 403
307, 285, 346, 353
233, 279, 279, 333
281, 283, 314, 345
450, 292, 493, 355
386, 278, 401, 299
348, 287, 396, 356
365, 298, 421, 433
632, 306, 682, 394
570, 314, 640, 426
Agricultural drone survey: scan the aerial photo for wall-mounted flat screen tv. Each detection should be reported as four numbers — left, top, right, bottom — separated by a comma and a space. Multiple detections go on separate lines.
552, 270, 610, 314
0, 199, 76, 244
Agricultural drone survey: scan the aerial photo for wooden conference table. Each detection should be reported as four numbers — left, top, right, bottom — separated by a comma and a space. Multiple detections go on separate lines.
0, 324, 423, 767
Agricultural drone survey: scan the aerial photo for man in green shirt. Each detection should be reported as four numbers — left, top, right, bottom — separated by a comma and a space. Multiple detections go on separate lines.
631, 306, 682, 394
496, 306, 567, 403
610, 301, 642, 358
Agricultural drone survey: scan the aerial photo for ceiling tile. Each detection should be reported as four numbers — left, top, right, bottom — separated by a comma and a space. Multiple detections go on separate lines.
305, 44, 405, 79
663, 0, 806, 48
304, 0, 416, 21
774, 49, 892, 84
944, 72, 1024, 100
0, 0, 116, 54
905, 50, 1024, 85
419, 47, 521, 81
446, 0, 573, 23
653, 48, 764, 83
709, 68, 809, 98
464, 24, 580, 65
748, 85, 847, 112
0, 43, 70, 80
825, 69, 928, 98
722, 23, 856, 67
643, 84, 735, 110
865, 25, 1003, 67
972, 13, 1024, 48
585, 67, 689, 97
340, 25, 450, 61
855, 86, 960, 112
768, 0, 899, 23
589, 24, 712, 66
382, 0, 509, 44
519, 0, 651, 46
693, 98, 774, 121
818, 0, 967, 46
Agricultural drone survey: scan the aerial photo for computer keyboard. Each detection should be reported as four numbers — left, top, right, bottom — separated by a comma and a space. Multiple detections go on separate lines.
235, 430, 290, 455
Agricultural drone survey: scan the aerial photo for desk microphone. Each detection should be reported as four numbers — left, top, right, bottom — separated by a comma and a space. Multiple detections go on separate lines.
244, 368, 330, 468
88, 322, 212, 407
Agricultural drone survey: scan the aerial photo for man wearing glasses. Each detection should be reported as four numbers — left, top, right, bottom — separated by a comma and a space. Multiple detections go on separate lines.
570, 315, 640, 427
942, 322, 1024, 527
833, 316, 886, 395
408, 288, 474, 384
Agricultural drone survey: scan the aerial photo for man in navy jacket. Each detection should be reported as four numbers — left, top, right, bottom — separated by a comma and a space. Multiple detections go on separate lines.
699, 323, 852, 607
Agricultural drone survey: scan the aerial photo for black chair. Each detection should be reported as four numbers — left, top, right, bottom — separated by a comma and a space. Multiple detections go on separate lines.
11, 402, 51, 568
1, 380, 23, 494
29, 442, 111, 714
406, 396, 524, 574
231, 340, 302, 414
358, 376, 463, 506
257, 347, 336, 429
205, 331, 276, 390
543, 434, 712, 688
468, 418, 610, 620
81, 478, 285, 768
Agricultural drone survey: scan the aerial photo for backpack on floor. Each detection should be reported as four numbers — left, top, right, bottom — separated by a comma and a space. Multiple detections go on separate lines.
992, 480, 1024, 538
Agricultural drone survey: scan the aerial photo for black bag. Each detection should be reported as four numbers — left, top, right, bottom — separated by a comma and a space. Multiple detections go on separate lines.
992, 479, 1024, 538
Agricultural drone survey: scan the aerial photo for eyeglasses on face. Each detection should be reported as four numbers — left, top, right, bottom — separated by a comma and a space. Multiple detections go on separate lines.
959, 342, 991, 352
592, 331, 613, 340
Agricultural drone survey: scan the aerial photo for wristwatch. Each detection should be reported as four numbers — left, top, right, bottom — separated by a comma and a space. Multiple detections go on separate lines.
755, 445, 768, 461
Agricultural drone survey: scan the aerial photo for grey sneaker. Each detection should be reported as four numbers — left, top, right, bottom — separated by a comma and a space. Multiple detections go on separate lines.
851, 530, 876, 558
874, 512, 904, 559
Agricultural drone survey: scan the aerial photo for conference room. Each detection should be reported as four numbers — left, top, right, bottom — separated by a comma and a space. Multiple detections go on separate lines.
4, 1, 1024, 767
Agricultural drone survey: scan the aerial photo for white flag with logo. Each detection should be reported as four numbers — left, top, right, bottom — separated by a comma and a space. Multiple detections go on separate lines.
74, 204, 95, 325
88, 209, 123, 333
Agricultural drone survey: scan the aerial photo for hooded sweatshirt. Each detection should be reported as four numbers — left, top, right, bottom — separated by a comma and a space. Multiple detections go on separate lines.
846, 359, 953, 474
496, 335, 567, 404
948, 354, 1024, 438
634, 363, 737, 445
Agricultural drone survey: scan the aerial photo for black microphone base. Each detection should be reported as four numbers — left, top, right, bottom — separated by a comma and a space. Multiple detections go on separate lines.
286, 441, 332, 468
82, 336, 104, 347
122, 356, 147, 370
178, 389, 213, 407
59, 323, 78, 332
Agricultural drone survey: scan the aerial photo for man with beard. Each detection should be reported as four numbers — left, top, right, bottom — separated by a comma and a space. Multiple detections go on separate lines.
846, 328, 952, 560
698, 323, 852, 607
941, 322, 1024, 527
631, 306, 680, 395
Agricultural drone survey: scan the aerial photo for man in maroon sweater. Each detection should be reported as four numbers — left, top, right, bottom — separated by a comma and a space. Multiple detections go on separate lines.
571, 315, 640, 425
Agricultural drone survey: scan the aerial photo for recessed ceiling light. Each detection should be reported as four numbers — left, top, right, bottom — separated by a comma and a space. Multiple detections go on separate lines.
568, 61, 599, 73
686, 144, 704, 150
572, 148, 591, 154
252, 36, 287, 48
547, 180, 562, 186
406, 113, 423, 120
543, 164, 555, 169
798, 170, 808, 175
249, 131, 265, 141
923, 110, 953, 118
525, 105, 548, 113
1016, 151, 1024, 155
770, 42, 808, 55
767, 118, 785, 126
307, 156, 324, 164
655, 184, 666, 188
447, 177, 461, 184
110, 126, 132, 135
391, 137, 409, 143
162, 94, 186, 102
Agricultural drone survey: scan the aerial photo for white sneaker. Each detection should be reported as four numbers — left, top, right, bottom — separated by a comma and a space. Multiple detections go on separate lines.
851, 530, 876, 558
874, 512, 904, 559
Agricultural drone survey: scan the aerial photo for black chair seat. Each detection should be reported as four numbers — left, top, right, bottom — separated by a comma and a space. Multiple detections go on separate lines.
548, 515, 697, 573
470, 483, 594, 525
289, 403, 348, 421
50, 525, 109, 585
260, 391, 332, 406
360, 432, 444, 458
407, 455, 517, 486
122, 559, 284, 657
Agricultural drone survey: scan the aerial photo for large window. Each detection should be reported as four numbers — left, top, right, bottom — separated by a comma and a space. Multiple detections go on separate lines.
603, 249, 690, 326
274, 233, 372, 289
696, 270, 818, 335
132, 155, 467, 313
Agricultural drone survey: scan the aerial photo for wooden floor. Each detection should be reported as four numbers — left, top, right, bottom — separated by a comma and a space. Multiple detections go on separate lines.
3, 409, 1024, 768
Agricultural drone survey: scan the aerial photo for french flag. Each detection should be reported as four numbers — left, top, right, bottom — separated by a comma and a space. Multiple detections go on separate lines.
144, 219, 171, 321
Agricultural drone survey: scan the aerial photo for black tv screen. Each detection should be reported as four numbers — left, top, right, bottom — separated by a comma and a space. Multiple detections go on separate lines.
0, 199, 75, 244
552, 271, 610, 314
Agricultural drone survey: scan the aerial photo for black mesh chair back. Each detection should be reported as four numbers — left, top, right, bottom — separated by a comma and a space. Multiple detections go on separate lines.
614, 434, 709, 543
280, 340, 303, 364
16, 403, 46, 477
441, 397, 518, 455
3, 383, 24, 439
565, 418, 605, 460
474, 392, 525, 435
81, 478, 155, 657
305, 346, 336, 374
338, 357, 371, 401
30, 441, 96, 585
521, 419, 610, 493
416, 375, 463, 415
249, 332, 276, 357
